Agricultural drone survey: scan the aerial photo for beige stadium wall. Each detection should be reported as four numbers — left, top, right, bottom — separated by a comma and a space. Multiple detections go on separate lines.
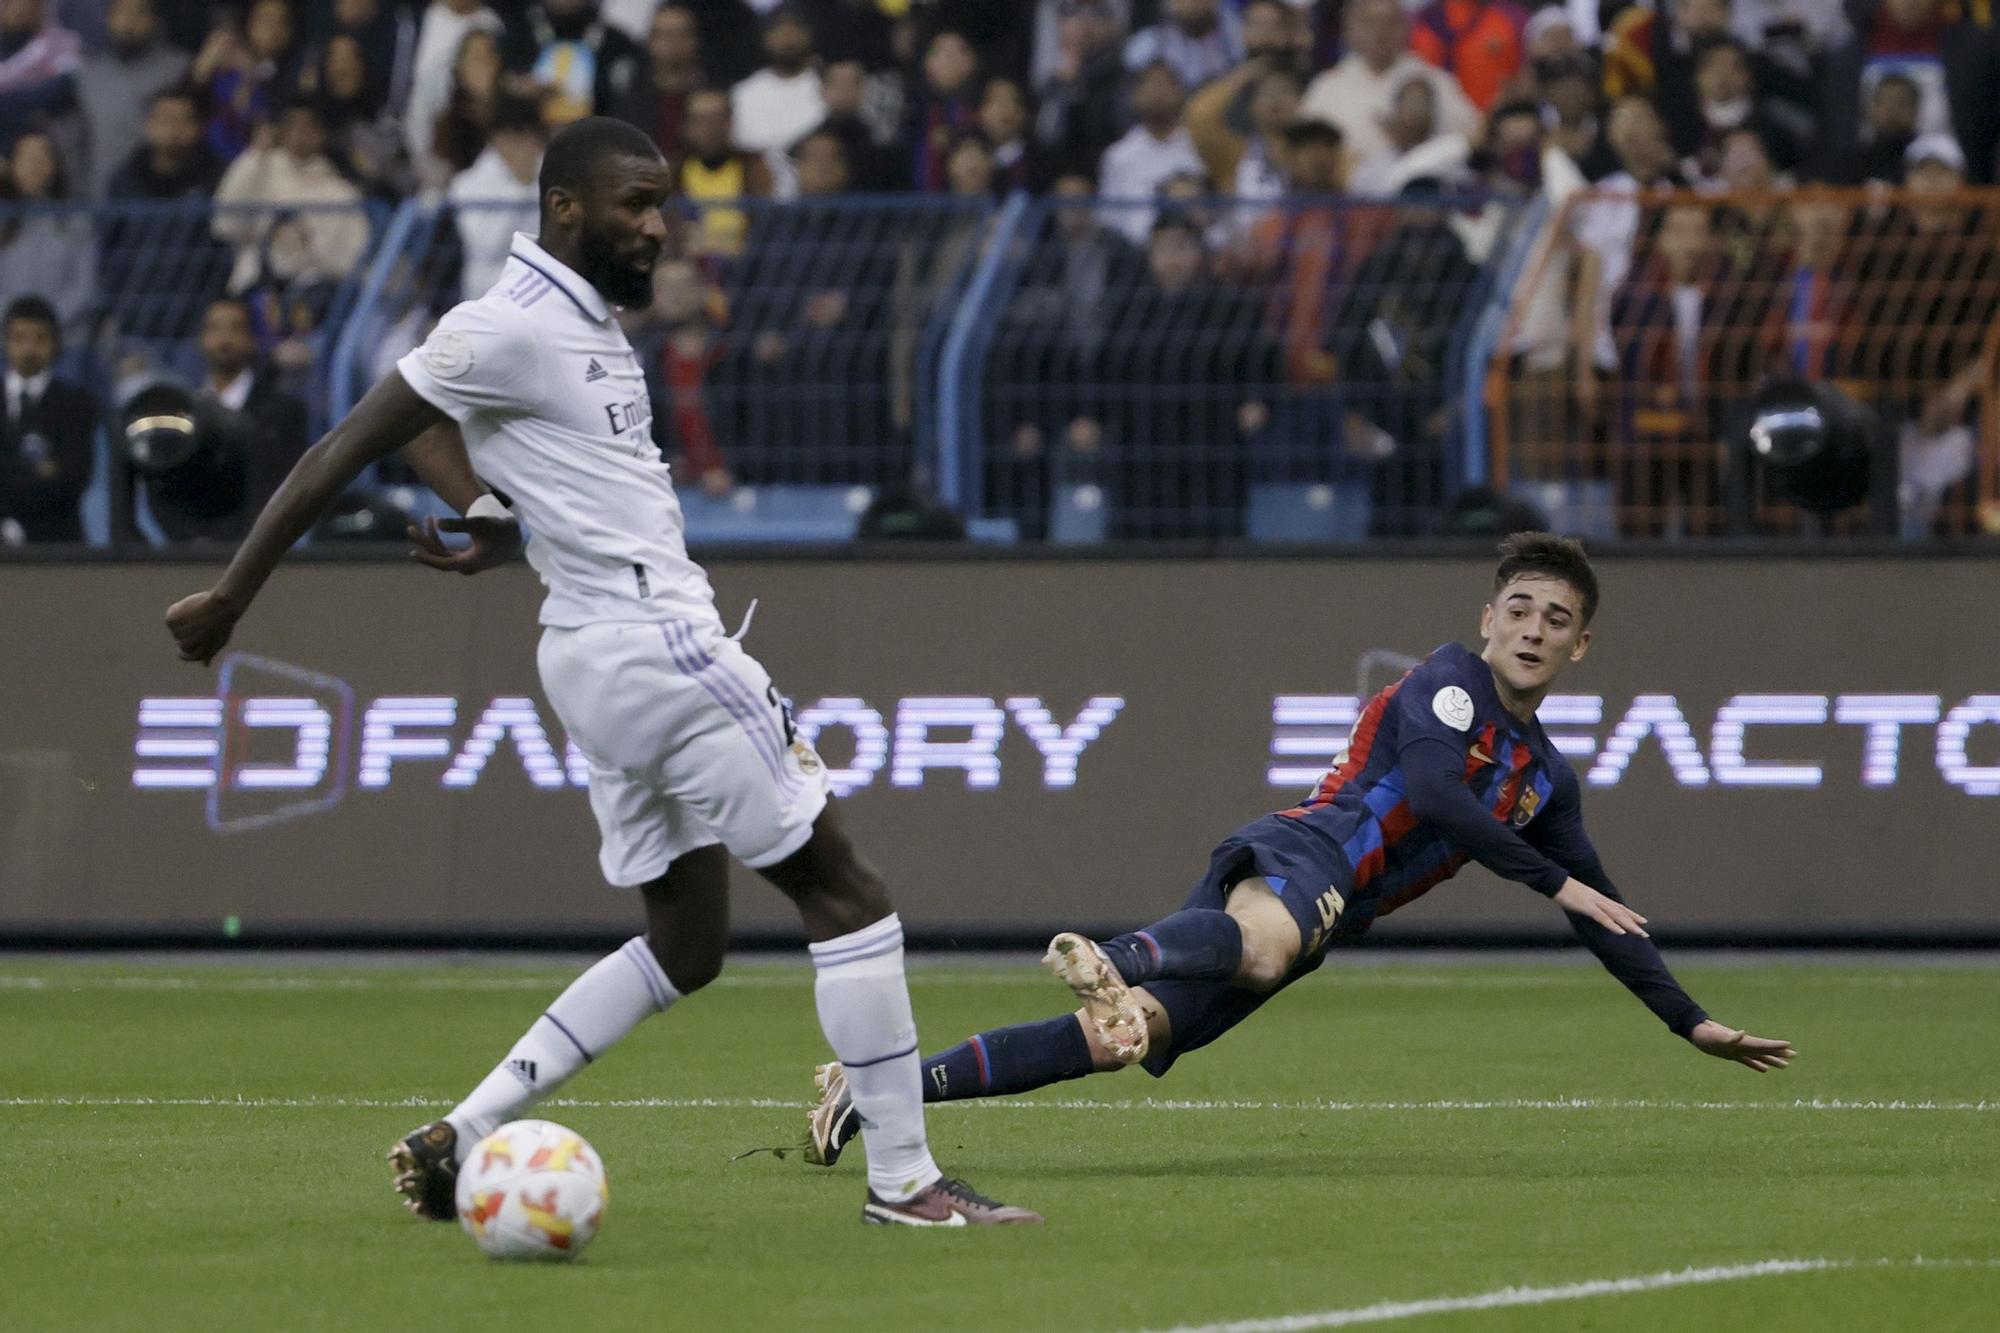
3, 556, 1997, 942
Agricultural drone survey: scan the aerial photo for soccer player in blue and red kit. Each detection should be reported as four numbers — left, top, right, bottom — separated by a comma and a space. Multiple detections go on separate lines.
805, 534, 1796, 1159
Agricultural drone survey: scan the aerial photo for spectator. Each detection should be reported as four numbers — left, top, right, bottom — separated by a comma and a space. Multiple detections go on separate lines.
1214, 67, 1300, 208
448, 96, 543, 300
1523, 7, 1583, 65
1866, 134, 2000, 532
1097, 61, 1202, 244
192, 0, 299, 164
686, 0, 765, 89
1301, 0, 1478, 165
212, 101, 371, 294
1124, 0, 1242, 92
988, 167, 1146, 536
1608, 203, 1729, 534
0, 130, 93, 343
119, 294, 309, 544
101, 86, 228, 341
313, 0, 415, 118
0, 0, 82, 145
1185, 0, 1309, 192
978, 75, 1034, 192
1034, 0, 1127, 179
1853, 69, 1920, 185
429, 27, 506, 183
1537, 53, 1618, 181
610, 3, 700, 165
406, 0, 504, 186
906, 28, 979, 193
1676, 34, 1803, 180
891, 133, 995, 434
1709, 127, 1793, 275
1350, 69, 1442, 195
731, 6, 824, 156
1819, 0, 1999, 185
672, 87, 772, 260
1090, 213, 1270, 540
0, 294, 95, 545
726, 127, 895, 482
1329, 178, 1483, 534
107, 85, 220, 200
502, 0, 644, 129
76, 0, 187, 200
312, 33, 403, 194
636, 254, 732, 495
1409, 0, 1527, 112
1602, 0, 1731, 103
1236, 119, 1349, 387
1574, 97, 1690, 421
813, 57, 896, 191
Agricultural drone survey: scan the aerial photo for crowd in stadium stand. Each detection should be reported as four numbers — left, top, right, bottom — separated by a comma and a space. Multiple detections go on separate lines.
0, 0, 1996, 544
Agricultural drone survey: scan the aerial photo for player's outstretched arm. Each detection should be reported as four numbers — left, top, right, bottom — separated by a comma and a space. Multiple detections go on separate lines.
166, 371, 447, 665
1527, 769, 1797, 1070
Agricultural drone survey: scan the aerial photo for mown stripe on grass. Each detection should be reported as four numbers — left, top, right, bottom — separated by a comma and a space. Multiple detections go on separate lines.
1139, 1256, 2000, 1332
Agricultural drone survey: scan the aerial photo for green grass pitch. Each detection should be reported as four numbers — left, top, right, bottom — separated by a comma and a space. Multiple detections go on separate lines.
5, 957, 1997, 1331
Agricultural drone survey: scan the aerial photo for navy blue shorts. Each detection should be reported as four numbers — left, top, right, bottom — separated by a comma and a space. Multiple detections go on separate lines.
1139, 814, 1354, 1078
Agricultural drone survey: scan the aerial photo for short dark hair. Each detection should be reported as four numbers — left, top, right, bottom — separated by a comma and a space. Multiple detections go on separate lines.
490, 94, 545, 138
1493, 532, 1599, 623
1487, 98, 1543, 127
1692, 32, 1750, 69
1282, 119, 1342, 151
150, 83, 204, 115
4, 294, 59, 336
203, 294, 254, 324
539, 116, 662, 201
1874, 71, 1919, 99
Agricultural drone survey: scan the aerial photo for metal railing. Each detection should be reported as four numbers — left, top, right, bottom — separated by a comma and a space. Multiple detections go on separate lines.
1484, 187, 2000, 539
9, 188, 1998, 549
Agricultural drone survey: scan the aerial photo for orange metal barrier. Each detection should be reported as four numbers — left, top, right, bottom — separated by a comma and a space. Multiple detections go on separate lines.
1485, 187, 2000, 538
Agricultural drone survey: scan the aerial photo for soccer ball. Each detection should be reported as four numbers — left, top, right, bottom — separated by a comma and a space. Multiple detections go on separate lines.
454, 1119, 608, 1261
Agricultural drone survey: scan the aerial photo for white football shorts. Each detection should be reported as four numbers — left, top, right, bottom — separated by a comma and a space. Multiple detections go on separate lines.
537, 619, 831, 886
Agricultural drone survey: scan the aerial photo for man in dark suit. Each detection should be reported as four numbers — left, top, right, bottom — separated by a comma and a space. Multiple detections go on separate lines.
0, 296, 98, 545
118, 296, 310, 544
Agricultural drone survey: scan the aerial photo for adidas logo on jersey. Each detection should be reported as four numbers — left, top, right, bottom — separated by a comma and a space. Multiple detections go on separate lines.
584, 358, 608, 383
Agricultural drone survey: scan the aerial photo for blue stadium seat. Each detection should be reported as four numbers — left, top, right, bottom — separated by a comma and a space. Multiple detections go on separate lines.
678, 484, 867, 543
1510, 480, 1617, 541
1049, 483, 1108, 545
1247, 483, 1371, 542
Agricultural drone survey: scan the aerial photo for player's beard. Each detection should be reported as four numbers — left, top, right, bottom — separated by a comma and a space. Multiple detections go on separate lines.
578, 225, 656, 309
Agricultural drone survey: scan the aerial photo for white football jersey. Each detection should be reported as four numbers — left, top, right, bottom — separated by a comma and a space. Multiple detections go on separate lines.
398, 232, 720, 630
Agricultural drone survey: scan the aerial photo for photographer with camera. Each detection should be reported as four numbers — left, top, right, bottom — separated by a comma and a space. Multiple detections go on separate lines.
116, 296, 309, 545
0, 296, 97, 546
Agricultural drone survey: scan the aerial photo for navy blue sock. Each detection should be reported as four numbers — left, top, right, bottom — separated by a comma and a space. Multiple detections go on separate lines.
920, 1015, 1095, 1101
1098, 909, 1243, 986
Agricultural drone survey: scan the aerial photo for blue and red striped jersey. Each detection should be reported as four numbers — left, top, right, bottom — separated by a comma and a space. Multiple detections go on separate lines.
1279, 642, 1568, 930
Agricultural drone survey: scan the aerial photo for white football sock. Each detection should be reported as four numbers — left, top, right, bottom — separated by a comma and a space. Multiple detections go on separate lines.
446, 937, 679, 1156
808, 913, 941, 1202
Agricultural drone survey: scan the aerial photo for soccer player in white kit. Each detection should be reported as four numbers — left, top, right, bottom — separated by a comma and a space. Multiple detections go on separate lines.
165, 118, 1038, 1227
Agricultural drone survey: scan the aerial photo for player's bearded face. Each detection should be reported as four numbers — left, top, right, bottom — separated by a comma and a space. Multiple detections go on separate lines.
578, 215, 660, 308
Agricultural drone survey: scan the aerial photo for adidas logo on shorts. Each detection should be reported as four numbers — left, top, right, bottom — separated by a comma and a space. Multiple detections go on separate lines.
584, 358, 608, 383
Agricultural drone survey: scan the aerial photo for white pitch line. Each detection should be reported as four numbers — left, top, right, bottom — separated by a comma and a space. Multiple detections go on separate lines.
2, 1095, 1995, 1113
0, 974, 1603, 993
1139, 1257, 2000, 1333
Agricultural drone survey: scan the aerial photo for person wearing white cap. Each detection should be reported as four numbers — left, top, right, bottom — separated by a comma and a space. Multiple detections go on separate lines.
1523, 7, 1580, 63
1300, 0, 1477, 163
1904, 131, 1966, 183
